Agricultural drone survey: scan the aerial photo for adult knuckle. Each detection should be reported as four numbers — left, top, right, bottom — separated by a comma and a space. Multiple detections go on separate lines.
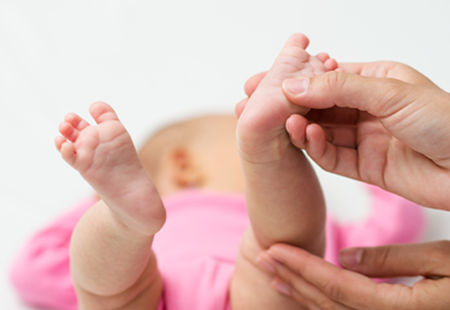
321, 274, 345, 302
375, 80, 413, 118
359, 246, 391, 271
321, 71, 346, 94
372, 246, 392, 270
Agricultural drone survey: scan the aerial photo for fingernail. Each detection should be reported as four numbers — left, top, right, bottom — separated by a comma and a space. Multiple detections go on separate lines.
340, 248, 363, 268
305, 125, 311, 142
256, 253, 276, 273
256, 257, 275, 273
267, 249, 284, 263
283, 78, 309, 95
272, 279, 292, 296
285, 117, 293, 136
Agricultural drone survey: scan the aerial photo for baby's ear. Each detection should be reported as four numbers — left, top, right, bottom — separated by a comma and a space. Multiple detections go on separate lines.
167, 146, 204, 188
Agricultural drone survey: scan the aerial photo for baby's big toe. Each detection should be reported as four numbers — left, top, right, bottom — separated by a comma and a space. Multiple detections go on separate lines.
89, 101, 120, 125
283, 33, 310, 50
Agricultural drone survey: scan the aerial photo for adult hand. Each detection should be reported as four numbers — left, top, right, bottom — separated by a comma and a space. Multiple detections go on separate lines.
256, 242, 450, 310
284, 62, 450, 210
235, 52, 337, 117
238, 61, 450, 210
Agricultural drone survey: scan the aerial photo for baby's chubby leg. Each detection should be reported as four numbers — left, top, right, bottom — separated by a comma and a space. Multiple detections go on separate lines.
237, 34, 327, 253
232, 34, 327, 309
56, 102, 165, 309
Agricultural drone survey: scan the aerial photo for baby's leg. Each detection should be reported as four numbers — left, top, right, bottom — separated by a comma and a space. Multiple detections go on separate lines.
232, 34, 327, 309
237, 34, 328, 254
56, 102, 165, 309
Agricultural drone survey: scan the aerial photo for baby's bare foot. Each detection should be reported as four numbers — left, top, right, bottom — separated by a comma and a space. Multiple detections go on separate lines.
237, 34, 328, 164
55, 102, 165, 235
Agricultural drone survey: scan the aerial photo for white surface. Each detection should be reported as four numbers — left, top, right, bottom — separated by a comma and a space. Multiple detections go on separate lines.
2, 1, 450, 309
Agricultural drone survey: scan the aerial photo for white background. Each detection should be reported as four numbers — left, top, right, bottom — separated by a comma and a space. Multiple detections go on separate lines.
2, 1, 450, 309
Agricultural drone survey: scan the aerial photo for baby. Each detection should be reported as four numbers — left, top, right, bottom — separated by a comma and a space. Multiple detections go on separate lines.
11, 34, 424, 310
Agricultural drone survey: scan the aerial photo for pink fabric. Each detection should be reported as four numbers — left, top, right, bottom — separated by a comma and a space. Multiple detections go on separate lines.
10, 186, 424, 310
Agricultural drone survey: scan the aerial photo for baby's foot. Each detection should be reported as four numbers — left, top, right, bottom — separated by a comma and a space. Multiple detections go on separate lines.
315, 52, 338, 71
237, 34, 328, 164
55, 102, 165, 235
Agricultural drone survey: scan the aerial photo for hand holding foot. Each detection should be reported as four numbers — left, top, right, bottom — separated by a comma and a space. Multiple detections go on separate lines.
281, 62, 450, 210
237, 34, 331, 164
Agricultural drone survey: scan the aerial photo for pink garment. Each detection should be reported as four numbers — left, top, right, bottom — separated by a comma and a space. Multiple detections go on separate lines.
10, 185, 424, 310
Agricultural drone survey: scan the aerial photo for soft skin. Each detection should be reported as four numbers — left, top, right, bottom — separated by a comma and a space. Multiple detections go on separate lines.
241, 61, 450, 211
232, 33, 331, 310
242, 62, 450, 309
54, 33, 336, 309
258, 241, 450, 310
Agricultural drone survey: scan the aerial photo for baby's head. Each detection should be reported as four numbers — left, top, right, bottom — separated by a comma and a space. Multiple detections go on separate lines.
138, 115, 244, 196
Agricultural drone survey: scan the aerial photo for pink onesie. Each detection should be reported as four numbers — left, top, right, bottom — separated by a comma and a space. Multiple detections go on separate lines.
10, 185, 424, 310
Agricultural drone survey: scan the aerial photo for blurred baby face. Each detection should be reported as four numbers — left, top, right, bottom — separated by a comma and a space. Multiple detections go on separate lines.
142, 115, 245, 195
190, 116, 244, 193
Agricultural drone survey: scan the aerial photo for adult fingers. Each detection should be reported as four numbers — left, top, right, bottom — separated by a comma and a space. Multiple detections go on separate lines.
258, 254, 357, 310
265, 244, 417, 310
271, 276, 355, 310
305, 107, 360, 126
337, 62, 402, 77
287, 115, 357, 150
244, 71, 267, 97
304, 123, 362, 181
339, 241, 450, 278
338, 62, 438, 86
281, 71, 417, 119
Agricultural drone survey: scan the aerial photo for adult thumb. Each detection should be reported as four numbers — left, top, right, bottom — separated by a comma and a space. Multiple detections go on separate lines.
339, 241, 450, 279
282, 71, 415, 118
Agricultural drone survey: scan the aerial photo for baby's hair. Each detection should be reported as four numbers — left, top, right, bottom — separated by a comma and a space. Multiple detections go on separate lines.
138, 115, 236, 179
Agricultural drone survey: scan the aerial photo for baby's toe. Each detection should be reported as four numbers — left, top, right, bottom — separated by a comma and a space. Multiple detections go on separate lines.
324, 58, 338, 71
60, 142, 76, 166
284, 33, 310, 50
55, 136, 66, 152
316, 53, 330, 63
59, 122, 79, 142
89, 101, 120, 124
65, 113, 90, 131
